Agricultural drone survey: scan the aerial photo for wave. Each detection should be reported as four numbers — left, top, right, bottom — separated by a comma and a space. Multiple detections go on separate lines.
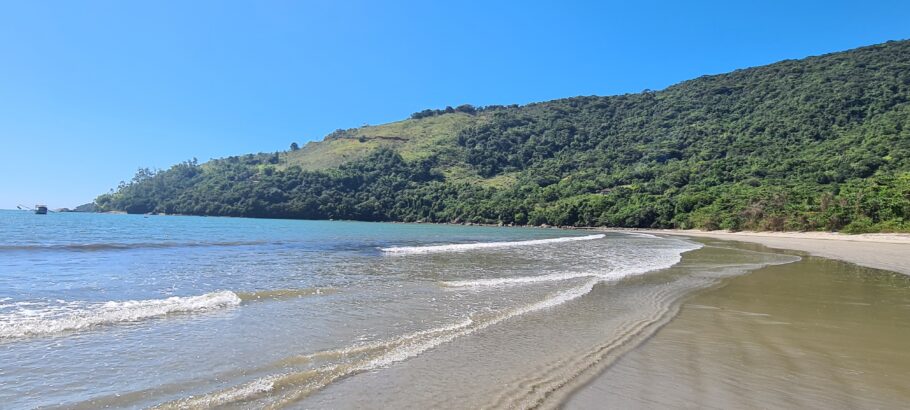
163, 375, 282, 409
0, 287, 338, 340
380, 234, 606, 255
132, 237, 791, 408
0, 240, 277, 252
156, 280, 600, 408
442, 241, 702, 288
625, 232, 660, 239
125, 237, 707, 408
442, 271, 599, 287
0, 291, 241, 339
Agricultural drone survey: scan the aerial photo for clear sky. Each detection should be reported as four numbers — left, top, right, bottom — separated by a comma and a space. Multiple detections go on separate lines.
1, 0, 908, 209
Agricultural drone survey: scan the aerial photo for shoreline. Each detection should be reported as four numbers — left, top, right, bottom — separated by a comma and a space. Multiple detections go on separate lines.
607, 229, 910, 276
566, 237, 910, 409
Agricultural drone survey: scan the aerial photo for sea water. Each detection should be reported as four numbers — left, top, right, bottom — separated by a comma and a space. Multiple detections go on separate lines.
0, 210, 795, 408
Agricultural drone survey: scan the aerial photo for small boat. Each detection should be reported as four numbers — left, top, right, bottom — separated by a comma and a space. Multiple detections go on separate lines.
35, 205, 48, 215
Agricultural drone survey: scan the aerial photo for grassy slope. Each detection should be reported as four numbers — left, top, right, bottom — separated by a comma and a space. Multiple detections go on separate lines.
275, 112, 522, 187
280, 113, 478, 169
279, 111, 553, 191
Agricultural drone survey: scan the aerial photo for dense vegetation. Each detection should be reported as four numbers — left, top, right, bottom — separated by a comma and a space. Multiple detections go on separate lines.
97, 40, 910, 232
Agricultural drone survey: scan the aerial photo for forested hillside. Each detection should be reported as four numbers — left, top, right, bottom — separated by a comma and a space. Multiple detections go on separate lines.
97, 40, 910, 232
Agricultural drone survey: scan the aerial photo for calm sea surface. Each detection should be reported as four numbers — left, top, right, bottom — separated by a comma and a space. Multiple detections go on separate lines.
0, 210, 795, 408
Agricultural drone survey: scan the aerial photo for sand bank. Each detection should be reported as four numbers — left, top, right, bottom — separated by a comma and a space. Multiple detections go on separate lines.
629, 230, 910, 276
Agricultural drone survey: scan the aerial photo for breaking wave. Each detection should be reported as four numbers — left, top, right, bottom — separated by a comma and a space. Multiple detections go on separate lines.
442, 241, 702, 288
625, 232, 660, 239
380, 234, 606, 255
0, 291, 241, 339
0, 287, 338, 340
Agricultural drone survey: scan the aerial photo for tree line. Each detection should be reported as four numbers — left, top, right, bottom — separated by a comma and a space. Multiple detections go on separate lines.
97, 40, 910, 233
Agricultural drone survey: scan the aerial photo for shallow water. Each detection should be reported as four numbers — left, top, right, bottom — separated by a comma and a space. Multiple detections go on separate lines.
567, 239, 910, 409
1, 211, 800, 408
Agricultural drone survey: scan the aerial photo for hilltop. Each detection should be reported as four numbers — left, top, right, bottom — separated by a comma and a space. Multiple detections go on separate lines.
97, 40, 910, 232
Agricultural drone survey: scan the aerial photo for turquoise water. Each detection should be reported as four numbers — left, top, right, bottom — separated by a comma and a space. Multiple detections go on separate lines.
0, 211, 573, 304
0, 210, 791, 408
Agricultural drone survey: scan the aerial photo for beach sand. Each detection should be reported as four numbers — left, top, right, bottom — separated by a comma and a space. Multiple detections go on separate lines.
566, 237, 910, 409
636, 230, 910, 275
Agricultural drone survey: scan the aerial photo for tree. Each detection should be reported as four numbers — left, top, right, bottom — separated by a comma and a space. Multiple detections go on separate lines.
290, 142, 300, 151
95, 40, 910, 232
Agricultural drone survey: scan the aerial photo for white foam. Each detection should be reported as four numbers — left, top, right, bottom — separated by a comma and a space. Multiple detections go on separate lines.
164, 374, 280, 409
306, 316, 476, 359
443, 271, 599, 287
443, 242, 702, 288
380, 234, 606, 255
625, 232, 660, 239
0, 291, 241, 339
360, 279, 599, 370
166, 281, 601, 408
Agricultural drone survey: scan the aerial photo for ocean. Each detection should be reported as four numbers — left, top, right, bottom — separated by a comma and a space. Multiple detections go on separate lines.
0, 210, 796, 408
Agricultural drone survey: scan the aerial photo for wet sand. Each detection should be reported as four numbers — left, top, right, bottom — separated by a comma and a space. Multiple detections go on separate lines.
636, 229, 910, 275
567, 239, 910, 409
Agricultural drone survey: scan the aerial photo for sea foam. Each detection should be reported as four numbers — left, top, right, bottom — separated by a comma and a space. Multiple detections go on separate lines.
0, 291, 241, 339
381, 234, 606, 255
442, 241, 702, 288
161, 280, 602, 408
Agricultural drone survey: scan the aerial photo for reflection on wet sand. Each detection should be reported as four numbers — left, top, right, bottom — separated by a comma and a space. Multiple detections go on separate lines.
567, 246, 910, 409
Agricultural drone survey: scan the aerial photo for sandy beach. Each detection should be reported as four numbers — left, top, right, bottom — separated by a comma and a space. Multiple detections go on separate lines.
630, 230, 910, 276
566, 234, 910, 409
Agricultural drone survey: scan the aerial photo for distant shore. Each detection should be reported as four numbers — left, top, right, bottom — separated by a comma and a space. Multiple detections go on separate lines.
611, 229, 910, 276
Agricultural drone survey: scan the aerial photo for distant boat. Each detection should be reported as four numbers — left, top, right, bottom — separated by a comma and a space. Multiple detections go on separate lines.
35, 205, 48, 215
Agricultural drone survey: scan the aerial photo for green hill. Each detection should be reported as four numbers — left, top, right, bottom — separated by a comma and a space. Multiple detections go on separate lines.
97, 40, 910, 232
279, 113, 475, 170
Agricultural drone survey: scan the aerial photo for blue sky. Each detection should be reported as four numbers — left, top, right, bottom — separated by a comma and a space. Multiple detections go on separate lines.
1, 0, 909, 209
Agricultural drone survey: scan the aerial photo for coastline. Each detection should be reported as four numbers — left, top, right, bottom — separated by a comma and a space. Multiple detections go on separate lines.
6, 212, 909, 407
612, 229, 910, 276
